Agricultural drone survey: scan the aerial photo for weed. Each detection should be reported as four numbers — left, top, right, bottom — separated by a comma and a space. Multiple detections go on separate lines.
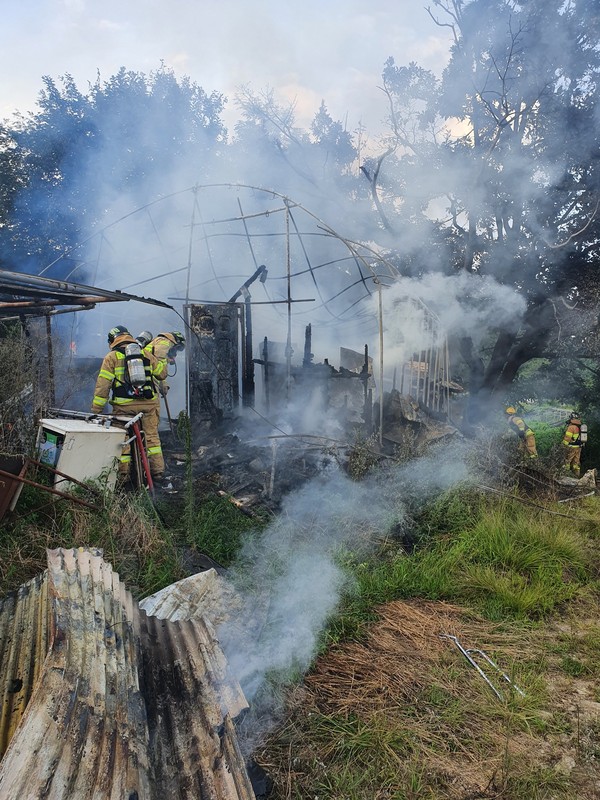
345, 433, 380, 480
177, 410, 195, 541
0, 483, 182, 598
560, 656, 589, 677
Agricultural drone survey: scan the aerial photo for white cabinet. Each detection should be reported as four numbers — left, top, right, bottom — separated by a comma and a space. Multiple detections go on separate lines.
37, 419, 126, 490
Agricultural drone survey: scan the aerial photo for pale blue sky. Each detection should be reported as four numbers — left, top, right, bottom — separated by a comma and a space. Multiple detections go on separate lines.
1, 0, 452, 136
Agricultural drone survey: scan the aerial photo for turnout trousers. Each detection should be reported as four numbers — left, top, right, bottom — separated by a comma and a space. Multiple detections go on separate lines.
110, 400, 165, 479
563, 446, 581, 477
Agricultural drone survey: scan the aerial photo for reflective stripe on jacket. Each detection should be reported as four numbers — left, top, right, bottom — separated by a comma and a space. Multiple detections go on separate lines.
563, 421, 582, 447
92, 334, 167, 411
508, 415, 533, 440
143, 335, 172, 394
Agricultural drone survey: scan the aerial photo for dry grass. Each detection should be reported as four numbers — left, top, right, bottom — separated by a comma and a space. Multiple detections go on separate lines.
258, 599, 600, 799
0, 489, 181, 598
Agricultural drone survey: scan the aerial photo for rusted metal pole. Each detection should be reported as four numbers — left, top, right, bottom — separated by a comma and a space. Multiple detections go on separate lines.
45, 315, 56, 406
0, 468, 99, 511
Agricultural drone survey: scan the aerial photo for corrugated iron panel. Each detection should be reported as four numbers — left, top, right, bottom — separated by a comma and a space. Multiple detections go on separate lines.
140, 568, 244, 629
0, 571, 49, 757
0, 548, 254, 800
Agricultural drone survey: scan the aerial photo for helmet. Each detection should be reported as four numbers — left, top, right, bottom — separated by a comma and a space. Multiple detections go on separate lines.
569, 411, 579, 420
161, 330, 185, 353
505, 406, 516, 415
136, 330, 153, 347
107, 325, 130, 345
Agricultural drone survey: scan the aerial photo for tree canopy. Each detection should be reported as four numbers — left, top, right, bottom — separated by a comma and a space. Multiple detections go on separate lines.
0, 0, 598, 417
370, 0, 600, 416
0, 67, 227, 273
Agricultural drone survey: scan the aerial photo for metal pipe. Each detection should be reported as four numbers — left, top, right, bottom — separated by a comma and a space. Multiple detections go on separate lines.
131, 419, 154, 497
243, 291, 255, 407
25, 457, 103, 495
440, 634, 503, 699
0, 468, 99, 511
268, 440, 277, 499
45, 316, 55, 406
440, 634, 525, 700
285, 202, 292, 402
262, 337, 270, 412
162, 390, 175, 437
376, 279, 384, 446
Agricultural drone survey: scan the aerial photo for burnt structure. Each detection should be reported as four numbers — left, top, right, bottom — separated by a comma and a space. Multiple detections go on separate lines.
185, 294, 454, 438
387, 297, 452, 417
256, 324, 373, 432
187, 302, 242, 423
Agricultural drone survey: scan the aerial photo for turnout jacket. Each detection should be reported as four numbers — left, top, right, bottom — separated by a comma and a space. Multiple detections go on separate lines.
143, 333, 180, 396
563, 418, 583, 447
91, 333, 167, 412
508, 414, 534, 440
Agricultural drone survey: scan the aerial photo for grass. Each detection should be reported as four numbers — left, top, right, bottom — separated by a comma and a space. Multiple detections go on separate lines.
179, 495, 264, 566
258, 485, 600, 799
0, 466, 267, 598
327, 493, 593, 638
0, 480, 183, 597
3, 452, 600, 798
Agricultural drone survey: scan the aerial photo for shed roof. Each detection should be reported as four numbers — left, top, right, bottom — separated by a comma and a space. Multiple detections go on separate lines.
0, 269, 172, 320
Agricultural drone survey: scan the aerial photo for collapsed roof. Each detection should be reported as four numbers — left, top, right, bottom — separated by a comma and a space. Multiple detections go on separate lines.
0, 548, 254, 799
0, 269, 172, 320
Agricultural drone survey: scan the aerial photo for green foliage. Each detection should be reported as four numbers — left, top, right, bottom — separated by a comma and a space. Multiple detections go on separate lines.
182, 496, 261, 567
0, 483, 181, 597
345, 433, 380, 480
528, 421, 564, 458
177, 410, 195, 540
328, 491, 594, 639
2, 67, 227, 267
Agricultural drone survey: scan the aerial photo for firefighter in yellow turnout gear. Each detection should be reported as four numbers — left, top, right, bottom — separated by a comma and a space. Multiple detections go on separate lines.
91, 326, 168, 480
562, 412, 585, 477
505, 407, 538, 458
142, 331, 186, 413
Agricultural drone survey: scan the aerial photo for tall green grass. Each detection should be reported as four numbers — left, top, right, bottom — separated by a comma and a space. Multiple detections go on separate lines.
330, 492, 594, 636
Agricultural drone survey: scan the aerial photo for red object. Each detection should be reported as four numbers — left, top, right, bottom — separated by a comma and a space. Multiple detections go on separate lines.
131, 420, 154, 495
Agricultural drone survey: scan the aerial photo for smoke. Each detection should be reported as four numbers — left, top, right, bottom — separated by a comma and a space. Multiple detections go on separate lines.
374, 272, 527, 368
217, 439, 470, 753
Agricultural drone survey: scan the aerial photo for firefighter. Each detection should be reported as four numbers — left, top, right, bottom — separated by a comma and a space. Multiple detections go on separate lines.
91, 325, 168, 481
562, 412, 584, 477
142, 331, 186, 408
505, 406, 538, 458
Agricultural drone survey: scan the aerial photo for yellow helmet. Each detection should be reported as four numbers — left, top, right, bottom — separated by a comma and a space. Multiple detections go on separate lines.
505, 406, 516, 415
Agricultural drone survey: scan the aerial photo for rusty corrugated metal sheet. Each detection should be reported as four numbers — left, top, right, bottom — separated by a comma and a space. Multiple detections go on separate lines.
0, 548, 254, 800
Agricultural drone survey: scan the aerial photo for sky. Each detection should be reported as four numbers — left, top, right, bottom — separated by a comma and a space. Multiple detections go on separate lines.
1, 0, 453, 135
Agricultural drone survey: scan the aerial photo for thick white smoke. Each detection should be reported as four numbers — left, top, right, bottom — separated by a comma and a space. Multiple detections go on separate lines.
217, 440, 470, 752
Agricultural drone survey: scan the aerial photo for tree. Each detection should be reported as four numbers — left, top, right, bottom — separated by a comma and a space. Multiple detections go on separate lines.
371, 0, 600, 419
232, 87, 364, 230
0, 67, 227, 277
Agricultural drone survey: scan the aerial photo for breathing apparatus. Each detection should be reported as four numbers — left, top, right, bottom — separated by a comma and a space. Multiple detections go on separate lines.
136, 330, 154, 348
123, 343, 147, 389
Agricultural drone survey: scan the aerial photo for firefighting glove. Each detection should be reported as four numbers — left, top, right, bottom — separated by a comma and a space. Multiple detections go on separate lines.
159, 383, 169, 397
